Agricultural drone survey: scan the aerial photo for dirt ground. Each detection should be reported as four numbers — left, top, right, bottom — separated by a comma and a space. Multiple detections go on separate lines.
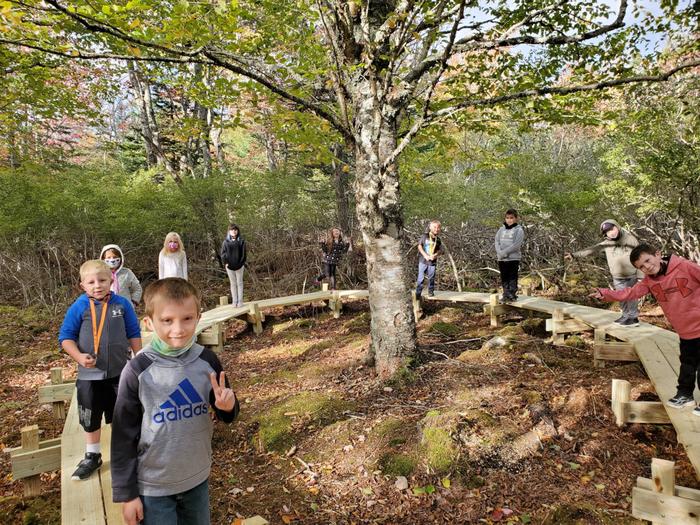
0, 298, 697, 525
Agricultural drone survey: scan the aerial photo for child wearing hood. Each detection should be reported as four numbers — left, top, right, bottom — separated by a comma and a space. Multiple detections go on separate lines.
220, 223, 247, 307
100, 244, 143, 307
566, 219, 641, 326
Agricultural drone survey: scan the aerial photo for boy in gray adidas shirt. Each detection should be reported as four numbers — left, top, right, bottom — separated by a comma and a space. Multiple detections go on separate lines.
111, 278, 239, 525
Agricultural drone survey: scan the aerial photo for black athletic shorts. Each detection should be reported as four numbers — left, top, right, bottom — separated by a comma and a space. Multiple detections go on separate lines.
76, 377, 120, 432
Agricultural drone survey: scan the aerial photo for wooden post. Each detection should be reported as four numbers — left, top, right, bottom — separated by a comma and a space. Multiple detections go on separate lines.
50, 368, 66, 419
551, 308, 565, 345
330, 290, 342, 319
489, 293, 501, 328
20, 425, 41, 497
612, 379, 631, 427
412, 291, 422, 321
219, 296, 229, 306
248, 303, 263, 335
594, 329, 606, 369
652, 458, 676, 525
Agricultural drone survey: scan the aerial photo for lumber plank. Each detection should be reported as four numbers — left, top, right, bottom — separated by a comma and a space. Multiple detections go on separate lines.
98, 424, 123, 525
632, 486, 700, 525
594, 341, 638, 362
637, 477, 700, 502
11, 443, 61, 479
38, 383, 76, 404
545, 317, 591, 333
61, 391, 106, 525
6, 437, 61, 455
482, 304, 517, 316
623, 401, 671, 425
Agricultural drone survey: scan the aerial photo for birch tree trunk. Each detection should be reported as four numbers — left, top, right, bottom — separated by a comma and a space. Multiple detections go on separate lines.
354, 100, 416, 378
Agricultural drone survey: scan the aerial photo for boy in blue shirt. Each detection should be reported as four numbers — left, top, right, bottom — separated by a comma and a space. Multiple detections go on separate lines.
59, 260, 142, 480
111, 278, 239, 525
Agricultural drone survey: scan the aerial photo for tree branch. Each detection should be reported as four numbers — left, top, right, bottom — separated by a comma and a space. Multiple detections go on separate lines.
386, 59, 700, 170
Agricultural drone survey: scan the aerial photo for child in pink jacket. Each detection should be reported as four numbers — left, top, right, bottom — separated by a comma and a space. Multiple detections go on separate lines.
591, 243, 700, 412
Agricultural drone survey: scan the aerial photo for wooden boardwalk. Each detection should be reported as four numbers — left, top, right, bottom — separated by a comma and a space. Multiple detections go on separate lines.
33, 288, 696, 523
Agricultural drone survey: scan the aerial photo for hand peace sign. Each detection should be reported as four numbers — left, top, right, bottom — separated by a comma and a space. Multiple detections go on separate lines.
210, 371, 236, 412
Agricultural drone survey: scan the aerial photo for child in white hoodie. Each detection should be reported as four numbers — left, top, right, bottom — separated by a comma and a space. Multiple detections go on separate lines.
100, 244, 143, 307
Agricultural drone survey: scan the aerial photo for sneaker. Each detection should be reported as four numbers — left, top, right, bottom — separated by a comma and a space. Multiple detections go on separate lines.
613, 316, 625, 324
427, 291, 435, 297
620, 317, 640, 327
693, 406, 700, 417
71, 452, 102, 480
667, 395, 695, 409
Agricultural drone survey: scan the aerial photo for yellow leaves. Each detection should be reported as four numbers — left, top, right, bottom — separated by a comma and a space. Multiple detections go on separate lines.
128, 46, 142, 57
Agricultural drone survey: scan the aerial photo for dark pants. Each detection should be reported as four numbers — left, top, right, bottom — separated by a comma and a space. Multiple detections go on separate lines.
142, 479, 210, 525
498, 260, 520, 299
416, 261, 436, 295
677, 337, 700, 397
317, 262, 337, 289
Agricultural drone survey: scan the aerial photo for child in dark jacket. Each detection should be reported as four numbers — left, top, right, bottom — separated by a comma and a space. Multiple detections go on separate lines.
59, 260, 142, 481
220, 223, 247, 307
111, 278, 239, 525
591, 244, 700, 412
315, 227, 351, 290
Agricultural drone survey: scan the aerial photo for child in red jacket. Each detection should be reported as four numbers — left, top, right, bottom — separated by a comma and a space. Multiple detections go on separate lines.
591, 243, 700, 412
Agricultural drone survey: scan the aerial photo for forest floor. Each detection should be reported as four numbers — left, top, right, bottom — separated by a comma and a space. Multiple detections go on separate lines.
0, 296, 697, 525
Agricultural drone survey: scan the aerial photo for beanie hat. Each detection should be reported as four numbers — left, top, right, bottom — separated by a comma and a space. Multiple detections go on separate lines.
600, 222, 616, 235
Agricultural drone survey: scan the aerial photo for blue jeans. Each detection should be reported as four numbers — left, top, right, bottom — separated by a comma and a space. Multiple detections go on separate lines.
416, 261, 436, 295
142, 480, 210, 525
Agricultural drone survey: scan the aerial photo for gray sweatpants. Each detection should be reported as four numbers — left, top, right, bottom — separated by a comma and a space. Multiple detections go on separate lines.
226, 266, 244, 307
612, 276, 639, 320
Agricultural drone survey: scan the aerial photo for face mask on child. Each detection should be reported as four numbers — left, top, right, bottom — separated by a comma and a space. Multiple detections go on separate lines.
168, 242, 179, 250
150, 334, 196, 357
104, 258, 121, 269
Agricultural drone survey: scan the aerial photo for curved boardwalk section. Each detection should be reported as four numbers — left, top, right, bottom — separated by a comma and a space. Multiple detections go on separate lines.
48, 289, 695, 524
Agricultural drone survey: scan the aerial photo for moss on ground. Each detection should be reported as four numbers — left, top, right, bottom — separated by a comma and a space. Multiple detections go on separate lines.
522, 390, 543, 404
420, 411, 459, 474
566, 335, 587, 348
542, 503, 638, 525
428, 321, 462, 338
254, 392, 353, 452
342, 311, 370, 332
378, 453, 417, 476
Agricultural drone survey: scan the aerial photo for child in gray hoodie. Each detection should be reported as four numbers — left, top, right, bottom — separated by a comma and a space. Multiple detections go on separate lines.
111, 278, 239, 525
495, 209, 525, 302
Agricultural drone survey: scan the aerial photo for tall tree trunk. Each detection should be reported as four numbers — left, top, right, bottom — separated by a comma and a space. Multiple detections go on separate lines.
128, 61, 158, 167
354, 105, 416, 379
330, 141, 352, 234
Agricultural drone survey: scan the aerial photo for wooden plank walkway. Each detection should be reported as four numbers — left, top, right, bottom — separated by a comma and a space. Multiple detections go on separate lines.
61, 390, 120, 524
56, 288, 698, 523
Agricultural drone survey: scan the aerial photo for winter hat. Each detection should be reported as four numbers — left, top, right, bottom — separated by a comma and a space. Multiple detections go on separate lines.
600, 222, 616, 235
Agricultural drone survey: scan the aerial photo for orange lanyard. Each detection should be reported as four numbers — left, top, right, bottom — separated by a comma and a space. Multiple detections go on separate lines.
89, 299, 109, 355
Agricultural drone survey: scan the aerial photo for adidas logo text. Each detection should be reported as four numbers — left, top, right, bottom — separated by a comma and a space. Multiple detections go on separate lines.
153, 378, 209, 424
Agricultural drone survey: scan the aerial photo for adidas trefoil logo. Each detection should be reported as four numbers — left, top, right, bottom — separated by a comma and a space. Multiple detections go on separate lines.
153, 378, 208, 424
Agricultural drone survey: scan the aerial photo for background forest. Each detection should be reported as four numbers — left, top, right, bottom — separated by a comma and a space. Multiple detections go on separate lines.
0, 59, 697, 308
1, 2, 700, 524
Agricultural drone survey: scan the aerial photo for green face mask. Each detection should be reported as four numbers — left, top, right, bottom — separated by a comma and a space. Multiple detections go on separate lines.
150, 334, 196, 357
